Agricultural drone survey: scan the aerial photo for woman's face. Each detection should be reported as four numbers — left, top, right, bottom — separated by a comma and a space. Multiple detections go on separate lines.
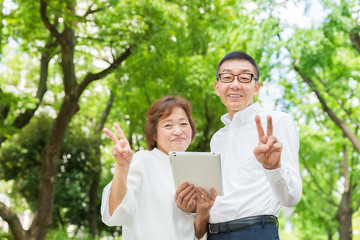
156, 107, 192, 155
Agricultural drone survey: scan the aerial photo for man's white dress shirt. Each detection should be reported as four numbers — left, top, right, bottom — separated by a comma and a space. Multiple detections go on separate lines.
209, 102, 302, 223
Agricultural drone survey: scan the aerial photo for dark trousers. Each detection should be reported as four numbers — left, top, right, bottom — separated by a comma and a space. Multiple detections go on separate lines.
207, 223, 279, 240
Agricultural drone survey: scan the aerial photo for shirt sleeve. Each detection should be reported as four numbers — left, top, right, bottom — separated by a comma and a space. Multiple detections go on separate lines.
100, 181, 136, 226
100, 152, 144, 226
264, 115, 302, 207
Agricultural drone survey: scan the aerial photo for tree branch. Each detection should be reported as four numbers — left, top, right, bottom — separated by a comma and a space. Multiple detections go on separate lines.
94, 56, 112, 65
0, 201, 26, 240
78, 47, 132, 94
83, 5, 104, 18
40, 0, 65, 47
354, 199, 360, 214
299, 152, 338, 206
11, 40, 56, 129
0, 37, 57, 146
349, 31, 360, 54
293, 62, 360, 152
0, 88, 10, 121
315, 76, 360, 129
95, 91, 114, 134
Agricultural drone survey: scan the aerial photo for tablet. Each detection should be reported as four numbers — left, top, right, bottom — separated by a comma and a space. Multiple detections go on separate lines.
169, 152, 223, 196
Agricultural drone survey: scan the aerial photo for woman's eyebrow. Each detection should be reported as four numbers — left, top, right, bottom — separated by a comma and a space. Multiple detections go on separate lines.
161, 117, 188, 124
178, 117, 188, 121
161, 119, 173, 123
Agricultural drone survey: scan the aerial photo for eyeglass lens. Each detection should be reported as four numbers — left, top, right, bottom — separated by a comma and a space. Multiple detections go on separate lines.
219, 73, 253, 83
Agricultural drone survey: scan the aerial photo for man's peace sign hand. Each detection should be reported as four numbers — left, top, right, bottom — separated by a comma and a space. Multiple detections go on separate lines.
253, 115, 282, 169
103, 123, 134, 167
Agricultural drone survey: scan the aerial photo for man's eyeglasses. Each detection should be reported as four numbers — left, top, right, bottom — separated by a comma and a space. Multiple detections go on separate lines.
217, 73, 258, 83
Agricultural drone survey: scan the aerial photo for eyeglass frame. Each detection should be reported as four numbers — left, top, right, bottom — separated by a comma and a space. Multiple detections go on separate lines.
217, 72, 258, 83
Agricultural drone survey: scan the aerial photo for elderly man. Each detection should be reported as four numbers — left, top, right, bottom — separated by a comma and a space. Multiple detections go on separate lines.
176, 51, 302, 240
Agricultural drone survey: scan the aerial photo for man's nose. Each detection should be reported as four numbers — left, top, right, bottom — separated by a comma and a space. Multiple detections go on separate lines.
229, 77, 242, 88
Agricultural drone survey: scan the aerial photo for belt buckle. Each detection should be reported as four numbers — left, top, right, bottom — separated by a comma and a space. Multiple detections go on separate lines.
208, 223, 219, 234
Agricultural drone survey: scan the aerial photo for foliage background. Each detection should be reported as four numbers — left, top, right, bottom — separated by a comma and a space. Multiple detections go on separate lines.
0, 0, 359, 239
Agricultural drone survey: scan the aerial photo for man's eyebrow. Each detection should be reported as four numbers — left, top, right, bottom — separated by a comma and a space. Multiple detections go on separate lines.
221, 68, 252, 73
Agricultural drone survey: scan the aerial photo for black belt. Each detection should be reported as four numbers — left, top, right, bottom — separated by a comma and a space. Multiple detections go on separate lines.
208, 215, 278, 234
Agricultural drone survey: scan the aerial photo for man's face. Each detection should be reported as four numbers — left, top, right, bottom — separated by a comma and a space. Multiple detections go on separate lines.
214, 59, 261, 119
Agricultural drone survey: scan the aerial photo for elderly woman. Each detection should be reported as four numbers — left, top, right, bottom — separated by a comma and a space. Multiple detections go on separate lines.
101, 96, 215, 240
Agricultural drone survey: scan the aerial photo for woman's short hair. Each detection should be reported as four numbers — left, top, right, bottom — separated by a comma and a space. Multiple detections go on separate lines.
145, 96, 197, 150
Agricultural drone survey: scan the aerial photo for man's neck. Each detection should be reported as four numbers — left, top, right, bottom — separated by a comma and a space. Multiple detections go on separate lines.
228, 103, 255, 120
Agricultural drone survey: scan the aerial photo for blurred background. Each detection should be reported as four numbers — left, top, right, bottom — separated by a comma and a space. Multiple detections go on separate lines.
0, 0, 359, 239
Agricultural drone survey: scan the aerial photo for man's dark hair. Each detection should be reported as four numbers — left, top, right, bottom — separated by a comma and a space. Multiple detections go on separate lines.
216, 51, 259, 80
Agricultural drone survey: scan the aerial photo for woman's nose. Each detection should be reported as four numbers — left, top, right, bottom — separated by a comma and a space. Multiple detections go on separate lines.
173, 127, 182, 135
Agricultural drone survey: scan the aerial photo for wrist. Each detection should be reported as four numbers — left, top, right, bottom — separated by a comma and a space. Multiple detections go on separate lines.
115, 161, 130, 170
113, 162, 130, 180
196, 211, 210, 220
263, 163, 281, 170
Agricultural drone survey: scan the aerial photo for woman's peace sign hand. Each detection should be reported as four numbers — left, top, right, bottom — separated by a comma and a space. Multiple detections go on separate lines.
103, 123, 134, 167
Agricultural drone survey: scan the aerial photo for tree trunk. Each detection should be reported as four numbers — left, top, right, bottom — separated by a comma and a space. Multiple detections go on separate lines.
26, 6, 78, 236
88, 92, 114, 238
328, 233, 332, 240
0, 1, 132, 237
88, 131, 103, 238
336, 144, 353, 240
0, 88, 10, 145
88, 172, 100, 237
349, 31, 360, 54
337, 189, 352, 240
196, 96, 212, 152
27, 94, 80, 240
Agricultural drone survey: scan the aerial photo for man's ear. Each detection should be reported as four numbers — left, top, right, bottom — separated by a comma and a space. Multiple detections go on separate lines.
214, 81, 220, 96
254, 80, 261, 96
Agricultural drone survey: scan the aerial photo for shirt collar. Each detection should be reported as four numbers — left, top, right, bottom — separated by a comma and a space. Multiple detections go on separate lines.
152, 148, 170, 163
221, 102, 262, 126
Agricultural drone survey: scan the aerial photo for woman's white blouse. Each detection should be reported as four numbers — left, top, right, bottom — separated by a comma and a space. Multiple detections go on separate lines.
101, 148, 195, 240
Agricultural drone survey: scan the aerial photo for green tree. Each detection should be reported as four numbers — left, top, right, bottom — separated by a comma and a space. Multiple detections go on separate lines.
272, 0, 360, 239
1, 0, 149, 238
0, 0, 301, 239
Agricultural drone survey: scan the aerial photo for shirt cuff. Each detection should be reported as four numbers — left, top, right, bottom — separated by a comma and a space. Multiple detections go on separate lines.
263, 167, 284, 183
102, 186, 134, 226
